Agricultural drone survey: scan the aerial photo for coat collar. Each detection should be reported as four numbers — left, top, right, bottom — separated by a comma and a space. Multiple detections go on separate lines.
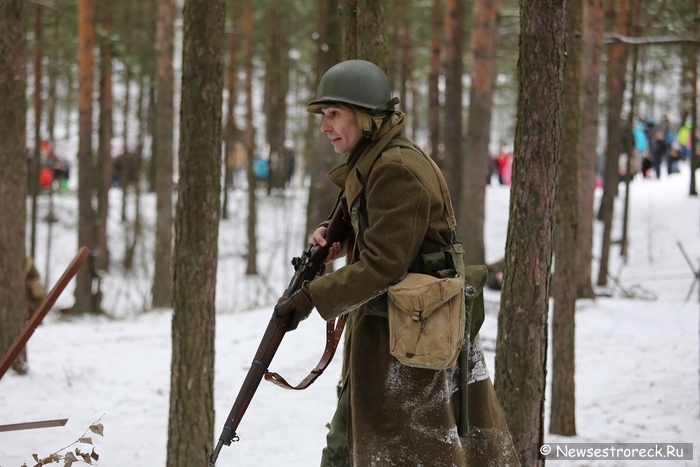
326, 112, 406, 191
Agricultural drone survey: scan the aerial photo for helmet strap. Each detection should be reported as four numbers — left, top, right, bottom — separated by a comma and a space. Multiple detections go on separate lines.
368, 97, 400, 115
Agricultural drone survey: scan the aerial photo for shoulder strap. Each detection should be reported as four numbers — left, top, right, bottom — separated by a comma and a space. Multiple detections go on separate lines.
264, 314, 347, 390
384, 139, 458, 239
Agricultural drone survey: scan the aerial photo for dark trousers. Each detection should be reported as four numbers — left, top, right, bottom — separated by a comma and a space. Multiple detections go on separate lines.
320, 382, 350, 467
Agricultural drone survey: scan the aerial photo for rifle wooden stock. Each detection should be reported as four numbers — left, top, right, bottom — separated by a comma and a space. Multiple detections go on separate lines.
209, 204, 350, 466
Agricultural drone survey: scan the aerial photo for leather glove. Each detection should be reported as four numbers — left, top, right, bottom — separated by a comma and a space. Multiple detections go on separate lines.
274, 281, 313, 331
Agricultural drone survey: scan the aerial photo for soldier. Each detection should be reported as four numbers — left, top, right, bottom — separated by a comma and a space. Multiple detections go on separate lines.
274, 60, 519, 467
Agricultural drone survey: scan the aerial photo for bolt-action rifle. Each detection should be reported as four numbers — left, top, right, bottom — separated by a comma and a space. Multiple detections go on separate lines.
209, 204, 350, 466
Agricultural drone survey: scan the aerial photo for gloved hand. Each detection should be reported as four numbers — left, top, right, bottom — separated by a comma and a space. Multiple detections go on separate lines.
274, 280, 314, 331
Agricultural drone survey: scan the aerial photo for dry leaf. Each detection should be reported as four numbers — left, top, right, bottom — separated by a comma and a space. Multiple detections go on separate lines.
63, 451, 78, 467
74, 448, 92, 464
90, 448, 99, 461
89, 423, 104, 436
78, 437, 93, 445
40, 454, 57, 464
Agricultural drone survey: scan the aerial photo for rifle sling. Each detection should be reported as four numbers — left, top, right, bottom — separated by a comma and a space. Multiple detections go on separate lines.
264, 314, 347, 390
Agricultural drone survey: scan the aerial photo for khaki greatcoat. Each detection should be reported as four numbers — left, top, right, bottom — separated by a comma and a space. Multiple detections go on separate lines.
309, 111, 519, 467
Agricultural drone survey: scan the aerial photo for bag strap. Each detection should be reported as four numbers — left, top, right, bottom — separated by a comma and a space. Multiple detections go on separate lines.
264, 311, 347, 390
384, 139, 458, 239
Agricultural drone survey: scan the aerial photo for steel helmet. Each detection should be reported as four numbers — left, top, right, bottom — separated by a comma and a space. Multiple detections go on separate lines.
307, 59, 399, 114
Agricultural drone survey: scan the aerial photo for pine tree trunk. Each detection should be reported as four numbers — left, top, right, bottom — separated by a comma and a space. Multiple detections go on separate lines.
442, 0, 464, 206
596, 0, 629, 287
96, 4, 113, 274
29, 5, 42, 261
74, 0, 99, 314
0, 0, 28, 375
305, 0, 341, 242
151, 0, 175, 308
340, 0, 388, 65
340, 0, 358, 59
576, 0, 604, 299
47, 7, 59, 143
460, 0, 501, 265
166, 0, 224, 463
619, 2, 641, 262
222, 0, 240, 220
395, 2, 414, 139
550, 0, 582, 437
493, 0, 565, 465
243, 0, 258, 276
264, 3, 290, 193
428, 0, 442, 162
120, 1, 133, 223
689, 0, 698, 195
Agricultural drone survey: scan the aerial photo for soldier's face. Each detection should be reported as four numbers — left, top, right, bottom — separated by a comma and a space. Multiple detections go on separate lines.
320, 104, 361, 154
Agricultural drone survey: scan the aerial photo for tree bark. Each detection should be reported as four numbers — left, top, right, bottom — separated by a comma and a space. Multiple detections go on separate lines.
243, 0, 258, 276
222, 0, 240, 220
620, 1, 642, 261
428, 0, 442, 162
460, 0, 501, 265
29, 4, 42, 261
0, 0, 28, 375
493, 0, 565, 465
151, 0, 175, 309
74, 0, 99, 314
47, 7, 59, 144
689, 0, 699, 196
550, 0, 582, 437
342, 0, 388, 65
576, 0, 604, 299
596, 0, 629, 287
264, 3, 291, 193
442, 0, 464, 207
340, 0, 358, 59
305, 0, 341, 243
394, 2, 415, 139
166, 0, 224, 463
96, 2, 113, 274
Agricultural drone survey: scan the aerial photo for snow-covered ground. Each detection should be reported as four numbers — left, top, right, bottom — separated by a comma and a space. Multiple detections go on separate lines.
1, 162, 699, 466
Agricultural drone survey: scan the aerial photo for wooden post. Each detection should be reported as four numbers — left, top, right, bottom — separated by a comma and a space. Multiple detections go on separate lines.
0, 247, 90, 381
0, 419, 67, 433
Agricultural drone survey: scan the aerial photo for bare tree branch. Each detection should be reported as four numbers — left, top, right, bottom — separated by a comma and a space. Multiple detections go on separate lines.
604, 31, 700, 46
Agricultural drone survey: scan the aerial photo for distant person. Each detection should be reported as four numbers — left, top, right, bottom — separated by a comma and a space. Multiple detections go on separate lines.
282, 139, 296, 188
668, 142, 681, 175
112, 148, 140, 190
633, 120, 650, 178
677, 120, 692, 160
651, 130, 668, 179
495, 143, 513, 185
228, 140, 247, 189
